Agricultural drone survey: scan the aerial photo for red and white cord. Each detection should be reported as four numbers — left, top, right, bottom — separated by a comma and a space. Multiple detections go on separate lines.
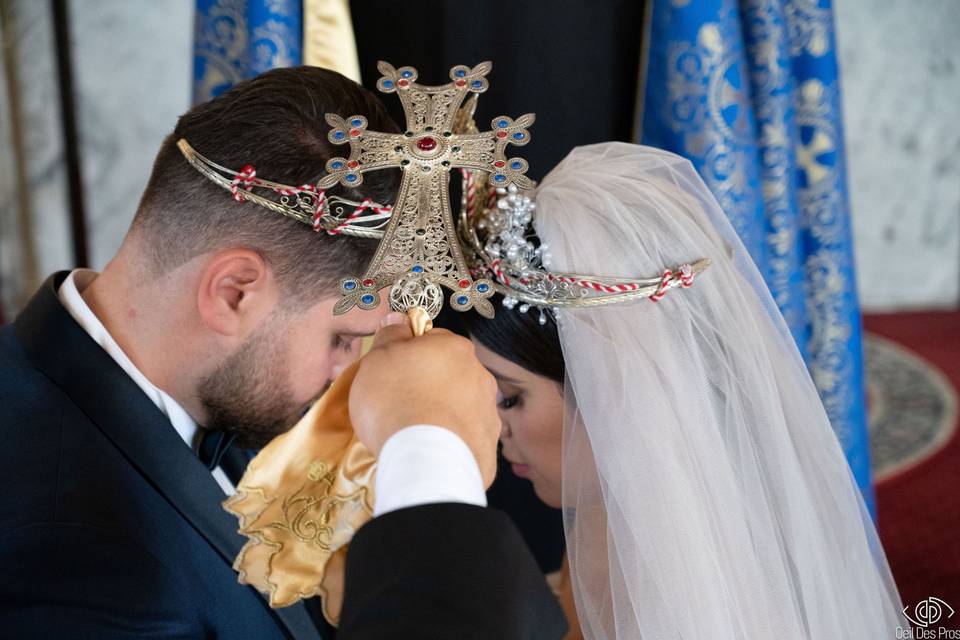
230, 164, 257, 202
462, 169, 476, 220
542, 273, 641, 294
325, 198, 393, 235
650, 264, 695, 302
311, 190, 328, 231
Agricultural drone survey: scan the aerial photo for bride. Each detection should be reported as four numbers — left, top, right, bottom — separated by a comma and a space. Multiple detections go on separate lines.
460, 142, 908, 639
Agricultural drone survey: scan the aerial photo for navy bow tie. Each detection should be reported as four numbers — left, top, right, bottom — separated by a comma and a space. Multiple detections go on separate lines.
197, 429, 236, 471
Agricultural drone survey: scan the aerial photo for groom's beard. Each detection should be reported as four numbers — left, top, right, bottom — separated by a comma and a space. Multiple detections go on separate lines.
198, 323, 304, 450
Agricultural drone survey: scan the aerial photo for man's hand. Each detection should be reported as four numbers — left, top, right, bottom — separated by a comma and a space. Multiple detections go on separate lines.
349, 312, 500, 487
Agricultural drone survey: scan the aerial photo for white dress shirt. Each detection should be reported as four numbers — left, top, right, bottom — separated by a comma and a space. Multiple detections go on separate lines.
58, 269, 486, 514
374, 425, 487, 516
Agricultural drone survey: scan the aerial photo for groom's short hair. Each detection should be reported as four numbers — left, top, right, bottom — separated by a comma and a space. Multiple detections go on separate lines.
132, 66, 399, 307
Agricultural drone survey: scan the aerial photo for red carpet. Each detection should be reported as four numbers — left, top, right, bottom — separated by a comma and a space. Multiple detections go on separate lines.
866, 311, 960, 627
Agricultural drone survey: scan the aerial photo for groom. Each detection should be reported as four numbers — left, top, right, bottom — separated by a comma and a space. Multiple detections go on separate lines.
0, 67, 566, 638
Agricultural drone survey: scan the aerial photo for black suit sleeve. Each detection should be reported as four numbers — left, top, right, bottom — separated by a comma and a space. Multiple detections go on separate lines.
0, 522, 206, 639
338, 503, 568, 640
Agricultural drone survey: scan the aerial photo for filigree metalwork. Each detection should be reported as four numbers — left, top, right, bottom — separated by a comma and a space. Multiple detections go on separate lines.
176, 138, 391, 239
178, 139, 325, 226
320, 61, 532, 319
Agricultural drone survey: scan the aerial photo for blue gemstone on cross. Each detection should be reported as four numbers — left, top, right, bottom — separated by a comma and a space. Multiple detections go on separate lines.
471, 80, 483, 89
455, 69, 466, 78
476, 283, 489, 293
331, 161, 344, 170
456, 296, 469, 305
412, 265, 424, 273
344, 280, 357, 290
513, 132, 525, 140
361, 294, 375, 304
345, 174, 358, 182
351, 118, 363, 127
402, 70, 413, 78
383, 79, 394, 89
333, 131, 346, 140
510, 161, 522, 170
494, 174, 506, 182
497, 119, 509, 128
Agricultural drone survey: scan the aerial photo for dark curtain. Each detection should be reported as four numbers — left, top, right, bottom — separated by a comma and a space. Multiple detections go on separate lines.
350, 0, 645, 180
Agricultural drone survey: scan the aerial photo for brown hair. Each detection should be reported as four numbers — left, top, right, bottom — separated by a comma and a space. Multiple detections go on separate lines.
132, 66, 399, 307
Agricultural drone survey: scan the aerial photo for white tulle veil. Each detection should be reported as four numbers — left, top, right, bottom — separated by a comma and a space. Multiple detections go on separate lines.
532, 142, 907, 638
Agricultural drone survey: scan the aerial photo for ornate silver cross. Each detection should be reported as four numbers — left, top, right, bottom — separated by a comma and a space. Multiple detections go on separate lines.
318, 61, 535, 319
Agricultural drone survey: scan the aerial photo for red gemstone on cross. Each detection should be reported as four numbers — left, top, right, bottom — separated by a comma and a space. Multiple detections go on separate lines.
494, 161, 505, 168
455, 79, 467, 87
459, 279, 470, 288
349, 128, 361, 137
416, 136, 438, 152
398, 79, 410, 88
362, 278, 375, 287
347, 160, 359, 168
496, 131, 507, 139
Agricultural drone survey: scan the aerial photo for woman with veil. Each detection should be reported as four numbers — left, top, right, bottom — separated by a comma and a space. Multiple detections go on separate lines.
462, 142, 908, 639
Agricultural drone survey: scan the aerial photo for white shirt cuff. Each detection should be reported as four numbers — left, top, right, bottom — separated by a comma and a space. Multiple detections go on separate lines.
374, 424, 488, 517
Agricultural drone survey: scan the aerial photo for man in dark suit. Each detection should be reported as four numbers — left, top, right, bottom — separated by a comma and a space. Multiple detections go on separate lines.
0, 67, 566, 639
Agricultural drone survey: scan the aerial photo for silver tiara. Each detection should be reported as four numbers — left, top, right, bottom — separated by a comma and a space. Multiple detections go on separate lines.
459, 183, 711, 325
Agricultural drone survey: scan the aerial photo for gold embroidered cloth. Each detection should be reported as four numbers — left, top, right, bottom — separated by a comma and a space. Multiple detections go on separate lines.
224, 309, 433, 625
222, 359, 374, 626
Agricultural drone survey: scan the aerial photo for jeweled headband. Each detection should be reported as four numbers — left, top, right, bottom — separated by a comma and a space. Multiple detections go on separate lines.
178, 61, 710, 321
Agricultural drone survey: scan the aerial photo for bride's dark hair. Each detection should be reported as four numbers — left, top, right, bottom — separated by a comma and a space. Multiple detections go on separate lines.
459, 294, 565, 383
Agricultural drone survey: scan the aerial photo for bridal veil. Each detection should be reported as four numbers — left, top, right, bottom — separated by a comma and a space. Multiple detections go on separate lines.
535, 142, 907, 639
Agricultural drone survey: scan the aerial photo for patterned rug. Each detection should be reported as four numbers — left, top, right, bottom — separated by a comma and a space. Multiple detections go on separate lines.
866, 333, 958, 483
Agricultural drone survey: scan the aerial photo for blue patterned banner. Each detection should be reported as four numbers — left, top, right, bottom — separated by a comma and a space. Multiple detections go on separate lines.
192, 0, 303, 104
640, 0, 875, 514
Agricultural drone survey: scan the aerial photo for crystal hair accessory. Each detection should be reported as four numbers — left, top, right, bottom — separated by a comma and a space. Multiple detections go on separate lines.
459, 183, 711, 324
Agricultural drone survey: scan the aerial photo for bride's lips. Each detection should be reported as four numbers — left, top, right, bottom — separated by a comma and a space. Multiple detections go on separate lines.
504, 455, 531, 478
511, 463, 531, 478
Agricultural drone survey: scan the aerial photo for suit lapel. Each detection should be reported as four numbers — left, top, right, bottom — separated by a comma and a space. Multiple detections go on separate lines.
15, 274, 322, 640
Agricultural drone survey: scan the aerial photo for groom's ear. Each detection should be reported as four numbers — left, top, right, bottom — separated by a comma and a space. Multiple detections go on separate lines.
196, 248, 279, 339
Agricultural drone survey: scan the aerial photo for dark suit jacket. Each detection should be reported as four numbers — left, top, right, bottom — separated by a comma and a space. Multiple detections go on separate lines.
0, 273, 567, 639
